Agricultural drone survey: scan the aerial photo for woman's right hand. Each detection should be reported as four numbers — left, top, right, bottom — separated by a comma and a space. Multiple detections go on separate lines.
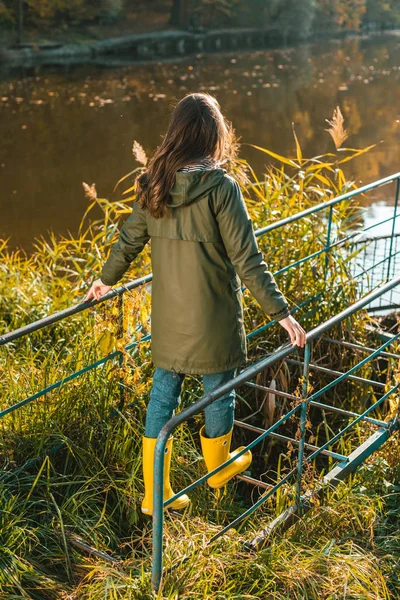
278, 314, 307, 348
84, 278, 112, 302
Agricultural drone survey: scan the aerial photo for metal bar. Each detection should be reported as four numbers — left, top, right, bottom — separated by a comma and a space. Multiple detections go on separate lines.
274, 247, 327, 277
0, 274, 152, 346
287, 213, 399, 275
268, 206, 398, 282
307, 399, 387, 428
363, 212, 400, 234
307, 276, 400, 342
235, 474, 273, 490
296, 342, 311, 507
364, 325, 397, 341
386, 177, 400, 280
286, 358, 386, 388
242, 382, 387, 427
69, 536, 119, 564
254, 172, 400, 237
0, 334, 151, 420
152, 432, 168, 591
210, 387, 399, 546
234, 419, 347, 461
118, 294, 125, 411
152, 404, 301, 591
320, 418, 399, 481
324, 205, 333, 281
164, 406, 301, 508
245, 421, 398, 551
243, 381, 298, 401
246, 293, 322, 340
209, 467, 298, 544
307, 383, 399, 461
305, 333, 400, 405
366, 303, 400, 313
0, 353, 120, 420
332, 211, 400, 248
253, 278, 400, 376
352, 248, 400, 281
349, 232, 400, 243
322, 336, 400, 360
372, 234, 378, 289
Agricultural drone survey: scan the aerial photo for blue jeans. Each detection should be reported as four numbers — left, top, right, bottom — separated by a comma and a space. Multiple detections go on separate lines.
144, 367, 237, 439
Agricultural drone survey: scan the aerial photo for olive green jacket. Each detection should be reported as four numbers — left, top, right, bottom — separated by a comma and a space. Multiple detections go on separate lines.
100, 168, 289, 375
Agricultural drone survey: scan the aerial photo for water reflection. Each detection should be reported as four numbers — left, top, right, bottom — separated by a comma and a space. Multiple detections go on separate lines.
0, 32, 399, 250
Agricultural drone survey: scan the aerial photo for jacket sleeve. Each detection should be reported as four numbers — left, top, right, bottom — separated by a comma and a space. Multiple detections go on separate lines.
100, 201, 150, 286
214, 175, 290, 320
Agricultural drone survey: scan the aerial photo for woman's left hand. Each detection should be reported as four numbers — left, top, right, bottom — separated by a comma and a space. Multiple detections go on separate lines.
84, 278, 112, 302
278, 314, 307, 348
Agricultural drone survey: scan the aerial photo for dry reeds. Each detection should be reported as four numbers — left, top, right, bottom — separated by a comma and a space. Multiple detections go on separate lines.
0, 139, 398, 599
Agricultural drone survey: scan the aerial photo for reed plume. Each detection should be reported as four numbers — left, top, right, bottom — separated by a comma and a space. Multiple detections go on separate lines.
132, 140, 148, 166
82, 182, 97, 202
325, 106, 348, 149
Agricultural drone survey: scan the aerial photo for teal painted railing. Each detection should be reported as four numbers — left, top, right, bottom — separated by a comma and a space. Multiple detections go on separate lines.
150, 173, 400, 591
151, 275, 400, 589
1, 172, 400, 592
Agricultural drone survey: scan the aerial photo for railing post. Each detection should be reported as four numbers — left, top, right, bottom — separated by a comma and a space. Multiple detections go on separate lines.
386, 177, 400, 281
117, 294, 125, 410
152, 430, 169, 592
295, 341, 311, 510
324, 206, 333, 282
371, 237, 378, 291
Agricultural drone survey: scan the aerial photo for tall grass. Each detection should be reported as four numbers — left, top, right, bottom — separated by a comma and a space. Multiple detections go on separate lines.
0, 139, 399, 599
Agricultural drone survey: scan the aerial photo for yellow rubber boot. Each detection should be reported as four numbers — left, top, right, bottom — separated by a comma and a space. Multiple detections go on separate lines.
141, 436, 190, 516
200, 426, 252, 489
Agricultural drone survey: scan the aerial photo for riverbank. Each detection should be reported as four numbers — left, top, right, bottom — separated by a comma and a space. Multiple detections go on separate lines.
0, 27, 269, 68
2, 25, 399, 70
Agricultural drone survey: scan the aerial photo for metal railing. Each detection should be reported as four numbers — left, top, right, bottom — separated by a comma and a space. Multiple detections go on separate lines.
2, 172, 398, 350
149, 173, 400, 591
1, 171, 400, 592
151, 275, 400, 590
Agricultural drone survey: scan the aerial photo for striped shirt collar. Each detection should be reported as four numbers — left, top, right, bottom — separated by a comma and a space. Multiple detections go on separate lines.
178, 157, 219, 172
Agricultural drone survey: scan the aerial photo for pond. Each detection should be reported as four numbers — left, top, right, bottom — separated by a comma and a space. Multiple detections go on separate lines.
0, 31, 399, 251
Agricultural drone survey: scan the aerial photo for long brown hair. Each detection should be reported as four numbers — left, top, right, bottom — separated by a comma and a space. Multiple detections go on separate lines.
136, 92, 237, 219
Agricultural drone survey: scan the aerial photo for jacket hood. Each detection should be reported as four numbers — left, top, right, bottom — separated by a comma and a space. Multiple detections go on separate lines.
167, 167, 227, 207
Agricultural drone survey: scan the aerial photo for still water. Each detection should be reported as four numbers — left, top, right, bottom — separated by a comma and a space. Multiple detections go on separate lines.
0, 32, 399, 250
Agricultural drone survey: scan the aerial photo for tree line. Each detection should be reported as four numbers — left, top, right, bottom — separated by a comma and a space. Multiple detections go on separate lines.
0, 1, 399, 39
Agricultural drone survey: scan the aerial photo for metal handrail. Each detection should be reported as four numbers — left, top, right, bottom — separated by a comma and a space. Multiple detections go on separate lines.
0, 274, 153, 346
255, 171, 400, 235
2, 172, 399, 346
151, 274, 400, 590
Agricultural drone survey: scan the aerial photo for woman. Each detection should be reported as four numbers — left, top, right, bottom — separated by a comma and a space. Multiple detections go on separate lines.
85, 93, 306, 515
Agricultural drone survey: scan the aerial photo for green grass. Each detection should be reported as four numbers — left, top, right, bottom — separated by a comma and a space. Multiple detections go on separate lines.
0, 140, 399, 599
